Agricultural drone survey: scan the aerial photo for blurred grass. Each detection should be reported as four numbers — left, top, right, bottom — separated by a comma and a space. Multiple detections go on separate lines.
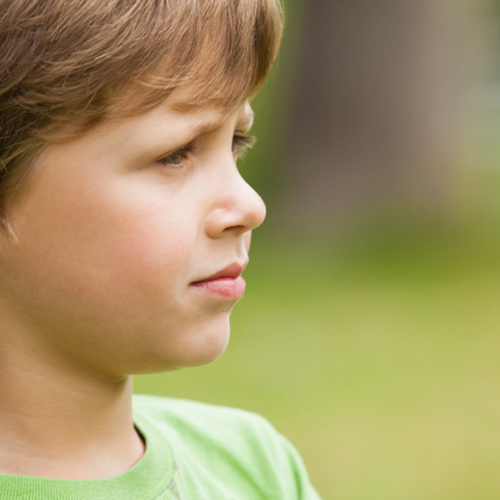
135, 174, 500, 498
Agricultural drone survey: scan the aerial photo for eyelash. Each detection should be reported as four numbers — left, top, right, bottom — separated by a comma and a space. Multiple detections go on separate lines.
156, 134, 256, 168
233, 134, 256, 159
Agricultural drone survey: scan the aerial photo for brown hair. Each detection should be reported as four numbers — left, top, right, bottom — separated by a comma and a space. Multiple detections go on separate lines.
0, 0, 283, 224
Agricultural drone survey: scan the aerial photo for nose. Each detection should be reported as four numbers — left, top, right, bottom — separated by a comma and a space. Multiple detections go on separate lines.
204, 169, 266, 239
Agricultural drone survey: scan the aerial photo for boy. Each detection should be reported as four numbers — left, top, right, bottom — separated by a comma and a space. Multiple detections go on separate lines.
0, 0, 321, 498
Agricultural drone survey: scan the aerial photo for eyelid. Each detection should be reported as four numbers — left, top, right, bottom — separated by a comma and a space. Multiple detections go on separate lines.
154, 132, 256, 167
155, 143, 196, 167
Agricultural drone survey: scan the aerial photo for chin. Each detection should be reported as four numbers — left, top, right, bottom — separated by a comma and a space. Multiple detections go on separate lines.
182, 318, 231, 367
132, 312, 232, 374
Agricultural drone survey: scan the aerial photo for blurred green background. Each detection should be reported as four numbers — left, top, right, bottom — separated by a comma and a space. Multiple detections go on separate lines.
135, 1, 500, 498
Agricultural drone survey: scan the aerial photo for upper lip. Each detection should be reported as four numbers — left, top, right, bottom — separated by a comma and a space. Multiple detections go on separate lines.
192, 261, 248, 283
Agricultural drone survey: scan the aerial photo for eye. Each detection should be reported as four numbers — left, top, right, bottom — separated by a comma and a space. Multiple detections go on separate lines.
156, 145, 195, 168
232, 134, 256, 159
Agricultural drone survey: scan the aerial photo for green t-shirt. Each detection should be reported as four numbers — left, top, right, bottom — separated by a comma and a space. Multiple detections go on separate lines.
0, 395, 321, 499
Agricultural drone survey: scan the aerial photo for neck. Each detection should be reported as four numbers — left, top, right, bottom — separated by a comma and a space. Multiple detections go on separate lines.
0, 336, 144, 480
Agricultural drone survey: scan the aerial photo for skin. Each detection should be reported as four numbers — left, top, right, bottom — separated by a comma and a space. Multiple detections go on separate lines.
0, 92, 265, 479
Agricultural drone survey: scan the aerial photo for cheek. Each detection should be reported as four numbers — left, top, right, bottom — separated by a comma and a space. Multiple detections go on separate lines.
11, 174, 199, 313
77, 207, 196, 308
93, 219, 191, 303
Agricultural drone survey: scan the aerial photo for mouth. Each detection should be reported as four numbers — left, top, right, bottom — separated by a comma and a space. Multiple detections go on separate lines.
190, 262, 248, 300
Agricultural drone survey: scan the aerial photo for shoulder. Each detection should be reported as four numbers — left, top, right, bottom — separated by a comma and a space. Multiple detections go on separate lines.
133, 395, 321, 499
133, 394, 284, 452
133, 393, 272, 428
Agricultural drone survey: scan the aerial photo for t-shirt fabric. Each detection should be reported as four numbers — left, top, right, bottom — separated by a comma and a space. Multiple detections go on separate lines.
0, 395, 322, 499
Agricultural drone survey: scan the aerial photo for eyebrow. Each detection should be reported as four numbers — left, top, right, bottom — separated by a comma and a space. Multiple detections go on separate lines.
191, 120, 225, 136
191, 108, 255, 137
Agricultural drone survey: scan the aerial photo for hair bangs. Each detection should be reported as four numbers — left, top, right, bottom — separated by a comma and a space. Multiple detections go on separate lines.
120, 0, 284, 115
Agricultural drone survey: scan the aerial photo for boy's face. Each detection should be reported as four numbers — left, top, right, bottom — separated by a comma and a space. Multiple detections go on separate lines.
0, 94, 265, 378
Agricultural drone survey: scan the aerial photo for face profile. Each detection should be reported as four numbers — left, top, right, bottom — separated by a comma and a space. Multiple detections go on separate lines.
0, 96, 265, 377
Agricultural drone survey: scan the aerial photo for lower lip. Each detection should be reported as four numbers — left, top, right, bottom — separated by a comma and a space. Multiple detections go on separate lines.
191, 276, 246, 300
